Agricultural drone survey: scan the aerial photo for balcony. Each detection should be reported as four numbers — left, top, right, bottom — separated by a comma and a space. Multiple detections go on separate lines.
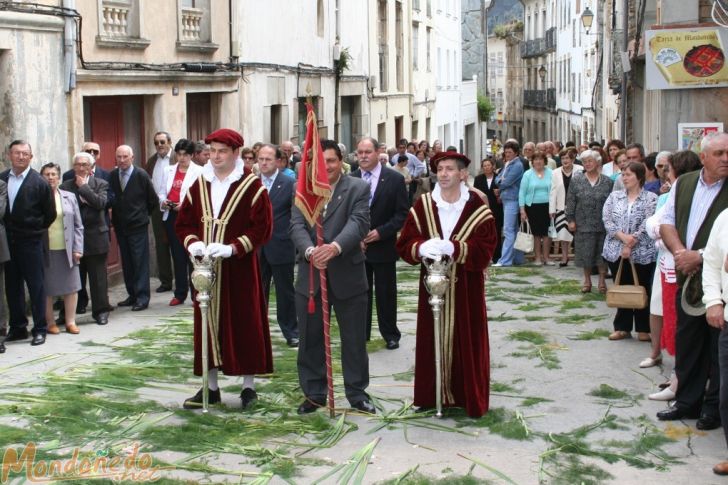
176, 2, 218, 52
523, 88, 556, 110
520, 28, 556, 58
96, 0, 149, 49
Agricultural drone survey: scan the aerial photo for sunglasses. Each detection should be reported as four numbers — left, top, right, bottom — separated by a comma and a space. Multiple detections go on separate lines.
154, 140, 167, 146
85, 149, 100, 155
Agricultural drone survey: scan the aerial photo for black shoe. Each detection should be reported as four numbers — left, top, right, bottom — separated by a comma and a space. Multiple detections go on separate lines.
95, 312, 109, 325
4, 328, 29, 342
697, 415, 722, 430
559, 261, 568, 267
156, 285, 172, 293
117, 297, 135, 307
131, 303, 148, 311
76, 305, 87, 314
0, 341, 5, 353
297, 397, 326, 414
656, 405, 699, 421
182, 388, 221, 409
386, 340, 399, 350
351, 399, 376, 414
30, 334, 46, 346
240, 388, 258, 409
287, 338, 299, 348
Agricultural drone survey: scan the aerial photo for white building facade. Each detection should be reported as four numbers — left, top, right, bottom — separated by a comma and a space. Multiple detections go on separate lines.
434, 0, 464, 150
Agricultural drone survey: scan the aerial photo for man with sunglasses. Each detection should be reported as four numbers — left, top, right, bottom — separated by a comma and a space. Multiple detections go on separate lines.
144, 131, 176, 294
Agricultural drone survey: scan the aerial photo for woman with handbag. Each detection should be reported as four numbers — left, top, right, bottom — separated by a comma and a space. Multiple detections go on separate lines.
602, 162, 658, 341
549, 148, 583, 266
519, 151, 553, 265
565, 149, 614, 293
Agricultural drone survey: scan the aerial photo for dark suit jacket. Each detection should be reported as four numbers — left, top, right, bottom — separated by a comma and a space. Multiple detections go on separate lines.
109, 166, 158, 235
260, 172, 296, 265
351, 167, 409, 263
63, 166, 113, 210
473, 173, 504, 229
0, 168, 55, 241
289, 175, 370, 300
0, 180, 9, 262
60, 176, 110, 256
144, 152, 177, 179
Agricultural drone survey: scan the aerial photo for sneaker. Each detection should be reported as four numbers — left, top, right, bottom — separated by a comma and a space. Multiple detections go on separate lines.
544, 260, 556, 266
183, 388, 221, 409
492, 262, 509, 267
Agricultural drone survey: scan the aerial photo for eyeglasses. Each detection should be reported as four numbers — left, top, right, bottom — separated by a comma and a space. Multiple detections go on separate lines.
243, 156, 255, 161
154, 140, 167, 146
85, 149, 100, 155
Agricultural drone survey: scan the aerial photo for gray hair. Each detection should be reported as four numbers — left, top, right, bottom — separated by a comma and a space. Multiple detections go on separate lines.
701, 131, 728, 153
656, 151, 672, 164
580, 149, 602, 164
73, 151, 95, 165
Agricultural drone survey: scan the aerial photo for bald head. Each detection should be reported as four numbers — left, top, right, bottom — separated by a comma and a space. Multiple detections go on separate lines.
115, 145, 134, 170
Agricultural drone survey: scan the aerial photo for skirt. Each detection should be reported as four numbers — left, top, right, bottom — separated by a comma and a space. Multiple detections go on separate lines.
525, 203, 550, 236
573, 232, 606, 268
44, 249, 81, 297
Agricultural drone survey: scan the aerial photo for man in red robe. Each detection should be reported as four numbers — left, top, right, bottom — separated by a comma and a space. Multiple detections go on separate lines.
396, 151, 497, 418
175, 128, 273, 410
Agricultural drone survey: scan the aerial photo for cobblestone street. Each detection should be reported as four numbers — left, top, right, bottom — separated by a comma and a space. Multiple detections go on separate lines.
0, 261, 725, 484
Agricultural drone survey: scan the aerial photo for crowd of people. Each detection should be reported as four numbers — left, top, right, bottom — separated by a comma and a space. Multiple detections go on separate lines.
2, 129, 728, 474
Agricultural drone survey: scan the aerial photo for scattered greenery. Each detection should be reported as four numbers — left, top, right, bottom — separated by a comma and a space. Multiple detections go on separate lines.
477, 93, 495, 123
507, 330, 548, 345
569, 329, 612, 341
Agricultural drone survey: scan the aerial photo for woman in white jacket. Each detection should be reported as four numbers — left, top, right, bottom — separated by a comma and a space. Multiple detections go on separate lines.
549, 148, 582, 266
158, 138, 205, 306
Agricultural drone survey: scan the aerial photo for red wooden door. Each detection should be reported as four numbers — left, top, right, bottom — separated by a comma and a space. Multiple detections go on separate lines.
86, 96, 145, 276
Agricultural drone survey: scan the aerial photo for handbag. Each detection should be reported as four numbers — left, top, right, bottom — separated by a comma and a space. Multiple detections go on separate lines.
514, 220, 534, 253
606, 259, 648, 309
548, 219, 558, 239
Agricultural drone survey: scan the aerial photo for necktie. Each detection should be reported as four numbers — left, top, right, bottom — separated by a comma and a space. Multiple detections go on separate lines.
264, 177, 272, 191
120, 171, 128, 191
363, 171, 373, 206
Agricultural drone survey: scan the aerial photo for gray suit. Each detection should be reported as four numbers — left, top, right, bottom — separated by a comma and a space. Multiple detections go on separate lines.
289, 174, 371, 404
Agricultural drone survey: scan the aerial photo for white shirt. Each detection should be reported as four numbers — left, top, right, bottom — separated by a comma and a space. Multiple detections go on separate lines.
261, 170, 278, 191
151, 152, 172, 194
7, 165, 31, 212
703, 208, 728, 320
203, 168, 242, 219
431, 182, 469, 240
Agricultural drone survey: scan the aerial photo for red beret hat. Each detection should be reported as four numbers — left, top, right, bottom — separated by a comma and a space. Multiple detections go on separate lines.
429, 151, 471, 173
204, 128, 244, 149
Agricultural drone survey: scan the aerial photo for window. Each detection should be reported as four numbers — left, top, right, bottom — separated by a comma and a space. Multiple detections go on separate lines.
426, 27, 431, 71
412, 24, 419, 71
413, 0, 420, 11
177, 0, 215, 50
497, 52, 504, 76
378, 0, 388, 91
317, 0, 324, 37
437, 47, 442, 87
396, 2, 403, 91
97, 0, 148, 48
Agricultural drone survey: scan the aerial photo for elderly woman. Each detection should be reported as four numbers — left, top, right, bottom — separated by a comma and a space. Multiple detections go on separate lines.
474, 158, 503, 261
602, 162, 658, 341
644, 151, 702, 398
550, 148, 583, 267
519, 151, 553, 265
158, 138, 205, 306
42, 163, 83, 335
565, 149, 614, 292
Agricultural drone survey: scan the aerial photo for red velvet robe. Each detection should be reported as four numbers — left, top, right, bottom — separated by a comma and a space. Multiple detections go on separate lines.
396, 191, 497, 417
175, 169, 273, 376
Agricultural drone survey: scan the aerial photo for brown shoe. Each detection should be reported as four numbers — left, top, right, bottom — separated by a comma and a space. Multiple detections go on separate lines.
713, 461, 728, 475
66, 323, 80, 334
46, 324, 61, 335
638, 332, 651, 342
608, 330, 631, 341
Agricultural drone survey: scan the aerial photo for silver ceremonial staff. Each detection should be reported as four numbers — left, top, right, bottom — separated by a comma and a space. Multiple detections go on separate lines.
423, 255, 453, 418
190, 252, 217, 413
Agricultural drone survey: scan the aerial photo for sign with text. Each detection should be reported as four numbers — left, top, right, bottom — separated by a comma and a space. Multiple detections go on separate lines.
646, 28, 728, 90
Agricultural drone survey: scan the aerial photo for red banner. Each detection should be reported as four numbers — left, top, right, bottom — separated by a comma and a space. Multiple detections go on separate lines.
294, 103, 331, 226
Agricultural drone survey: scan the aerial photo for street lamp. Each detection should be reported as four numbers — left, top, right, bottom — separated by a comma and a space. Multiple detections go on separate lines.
538, 65, 547, 83
581, 6, 594, 34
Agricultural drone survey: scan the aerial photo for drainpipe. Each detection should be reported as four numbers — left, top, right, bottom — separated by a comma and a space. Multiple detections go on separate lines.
63, 0, 76, 92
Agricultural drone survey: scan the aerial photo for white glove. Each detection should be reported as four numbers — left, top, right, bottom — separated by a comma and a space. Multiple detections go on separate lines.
188, 241, 206, 257
418, 238, 442, 260
206, 242, 233, 259
438, 240, 455, 257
